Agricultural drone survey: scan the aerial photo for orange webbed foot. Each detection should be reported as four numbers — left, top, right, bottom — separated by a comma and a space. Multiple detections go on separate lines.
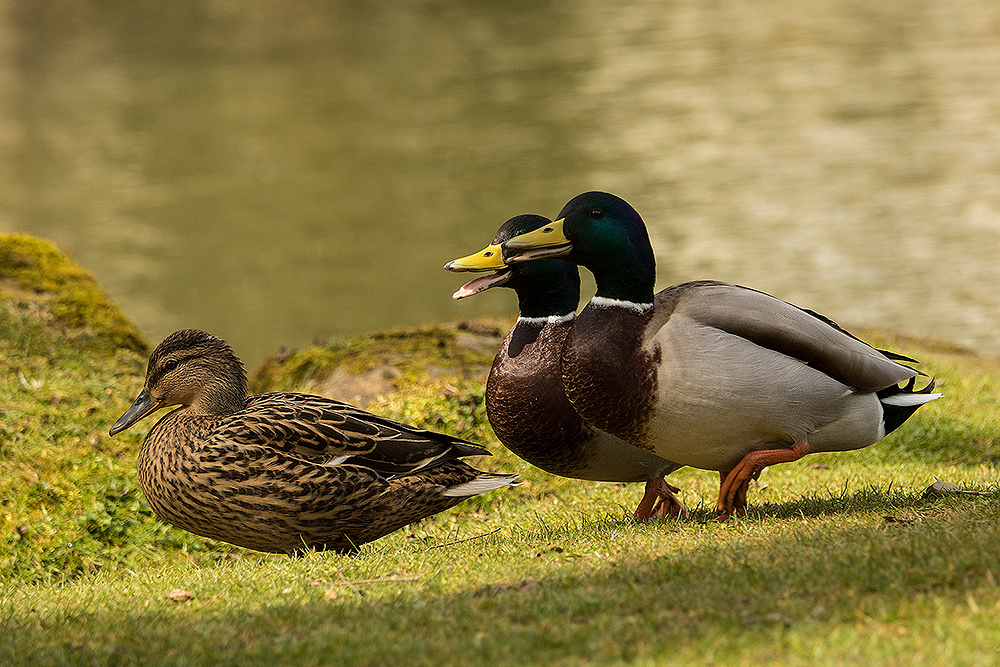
715, 441, 810, 519
634, 478, 689, 521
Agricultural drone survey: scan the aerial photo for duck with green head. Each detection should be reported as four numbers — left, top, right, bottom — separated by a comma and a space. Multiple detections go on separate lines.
445, 214, 686, 520
504, 192, 941, 519
109, 329, 518, 554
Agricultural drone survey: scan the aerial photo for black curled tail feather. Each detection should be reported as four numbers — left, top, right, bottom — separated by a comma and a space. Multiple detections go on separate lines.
877, 377, 940, 435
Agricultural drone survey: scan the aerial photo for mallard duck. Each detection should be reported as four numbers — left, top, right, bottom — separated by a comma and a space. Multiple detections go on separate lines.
445, 215, 685, 520
109, 329, 518, 554
503, 191, 941, 519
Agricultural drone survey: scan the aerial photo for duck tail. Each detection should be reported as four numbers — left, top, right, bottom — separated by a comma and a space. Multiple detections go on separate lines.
442, 473, 520, 497
878, 377, 942, 435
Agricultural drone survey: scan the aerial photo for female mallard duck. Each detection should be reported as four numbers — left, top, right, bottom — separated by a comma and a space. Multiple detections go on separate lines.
109, 329, 518, 554
503, 191, 941, 519
445, 215, 685, 520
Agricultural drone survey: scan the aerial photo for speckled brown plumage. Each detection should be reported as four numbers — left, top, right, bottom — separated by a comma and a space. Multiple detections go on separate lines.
110, 329, 517, 554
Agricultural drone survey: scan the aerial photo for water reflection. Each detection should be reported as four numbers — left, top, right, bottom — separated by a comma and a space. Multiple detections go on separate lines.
1, 0, 998, 366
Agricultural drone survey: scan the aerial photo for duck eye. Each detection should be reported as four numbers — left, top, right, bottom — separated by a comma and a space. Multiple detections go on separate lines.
165, 359, 179, 371
590, 209, 604, 219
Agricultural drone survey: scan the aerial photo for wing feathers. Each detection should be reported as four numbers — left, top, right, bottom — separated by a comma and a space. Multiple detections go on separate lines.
214, 392, 490, 476
665, 282, 918, 391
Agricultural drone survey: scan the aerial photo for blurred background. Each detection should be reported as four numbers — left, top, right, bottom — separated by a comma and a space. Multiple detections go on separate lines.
1, 0, 998, 367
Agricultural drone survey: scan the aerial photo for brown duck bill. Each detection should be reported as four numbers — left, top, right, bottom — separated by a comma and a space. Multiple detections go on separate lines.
109, 388, 164, 436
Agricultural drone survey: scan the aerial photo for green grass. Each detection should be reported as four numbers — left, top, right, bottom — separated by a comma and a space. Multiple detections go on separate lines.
4, 492, 999, 666
2, 235, 999, 665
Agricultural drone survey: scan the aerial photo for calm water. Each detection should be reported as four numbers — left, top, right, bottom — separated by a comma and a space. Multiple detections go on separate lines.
2, 0, 998, 367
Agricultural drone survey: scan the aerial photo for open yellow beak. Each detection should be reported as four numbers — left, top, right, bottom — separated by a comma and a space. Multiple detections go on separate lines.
503, 219, 569, 250
503, 219, 573, 263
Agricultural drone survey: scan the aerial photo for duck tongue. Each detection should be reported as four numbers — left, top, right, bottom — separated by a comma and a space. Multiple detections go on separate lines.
452, 270, 511, 299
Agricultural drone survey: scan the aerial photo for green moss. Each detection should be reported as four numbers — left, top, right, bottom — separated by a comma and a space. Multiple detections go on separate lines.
0, 234, 211, 582
251, 320, 508, 399
0, 234, 148, 355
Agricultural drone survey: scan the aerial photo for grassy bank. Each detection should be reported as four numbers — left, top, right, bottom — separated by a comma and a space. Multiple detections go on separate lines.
1, 234, 998, 665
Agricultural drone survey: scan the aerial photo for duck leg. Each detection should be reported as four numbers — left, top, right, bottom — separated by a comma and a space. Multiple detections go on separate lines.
714, 469, 756, 519
714, 470, 737, 518
651, 480, 689, 520
634, 478, 689, 521
715, 441, 810, 520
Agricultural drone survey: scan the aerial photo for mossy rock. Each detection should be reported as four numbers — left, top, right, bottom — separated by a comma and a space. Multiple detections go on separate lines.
0, 234, 147, 355
251, 320, 510, 407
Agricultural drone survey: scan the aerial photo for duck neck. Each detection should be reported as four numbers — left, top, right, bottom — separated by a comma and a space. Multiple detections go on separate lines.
190, 371, 248, 416
591, 265, 655, 308
584, 239, 656, 307
515, 282, 579, 321
198, 388, 246, 415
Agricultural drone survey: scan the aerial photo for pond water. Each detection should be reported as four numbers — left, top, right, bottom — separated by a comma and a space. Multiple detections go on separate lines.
2, 0, 998, 367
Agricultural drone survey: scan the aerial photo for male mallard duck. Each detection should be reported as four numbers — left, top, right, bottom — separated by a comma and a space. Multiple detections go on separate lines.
503, 191, 941, 519
109, 329, 518, 554
445, 215, 685, 520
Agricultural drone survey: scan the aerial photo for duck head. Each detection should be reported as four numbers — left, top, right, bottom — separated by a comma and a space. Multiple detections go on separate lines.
445, 214, 580, 319
505, 192, 656, 305
109, 329, 248, 435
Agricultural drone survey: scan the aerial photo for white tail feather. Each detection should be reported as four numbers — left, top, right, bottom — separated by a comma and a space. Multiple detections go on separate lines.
881, 392, 942, 407
442, 474, 519, 497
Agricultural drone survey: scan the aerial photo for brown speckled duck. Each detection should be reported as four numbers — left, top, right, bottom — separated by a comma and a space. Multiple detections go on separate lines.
109, 329, 517, 554
503, 192, 941, 519
445, 215, 686, 520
